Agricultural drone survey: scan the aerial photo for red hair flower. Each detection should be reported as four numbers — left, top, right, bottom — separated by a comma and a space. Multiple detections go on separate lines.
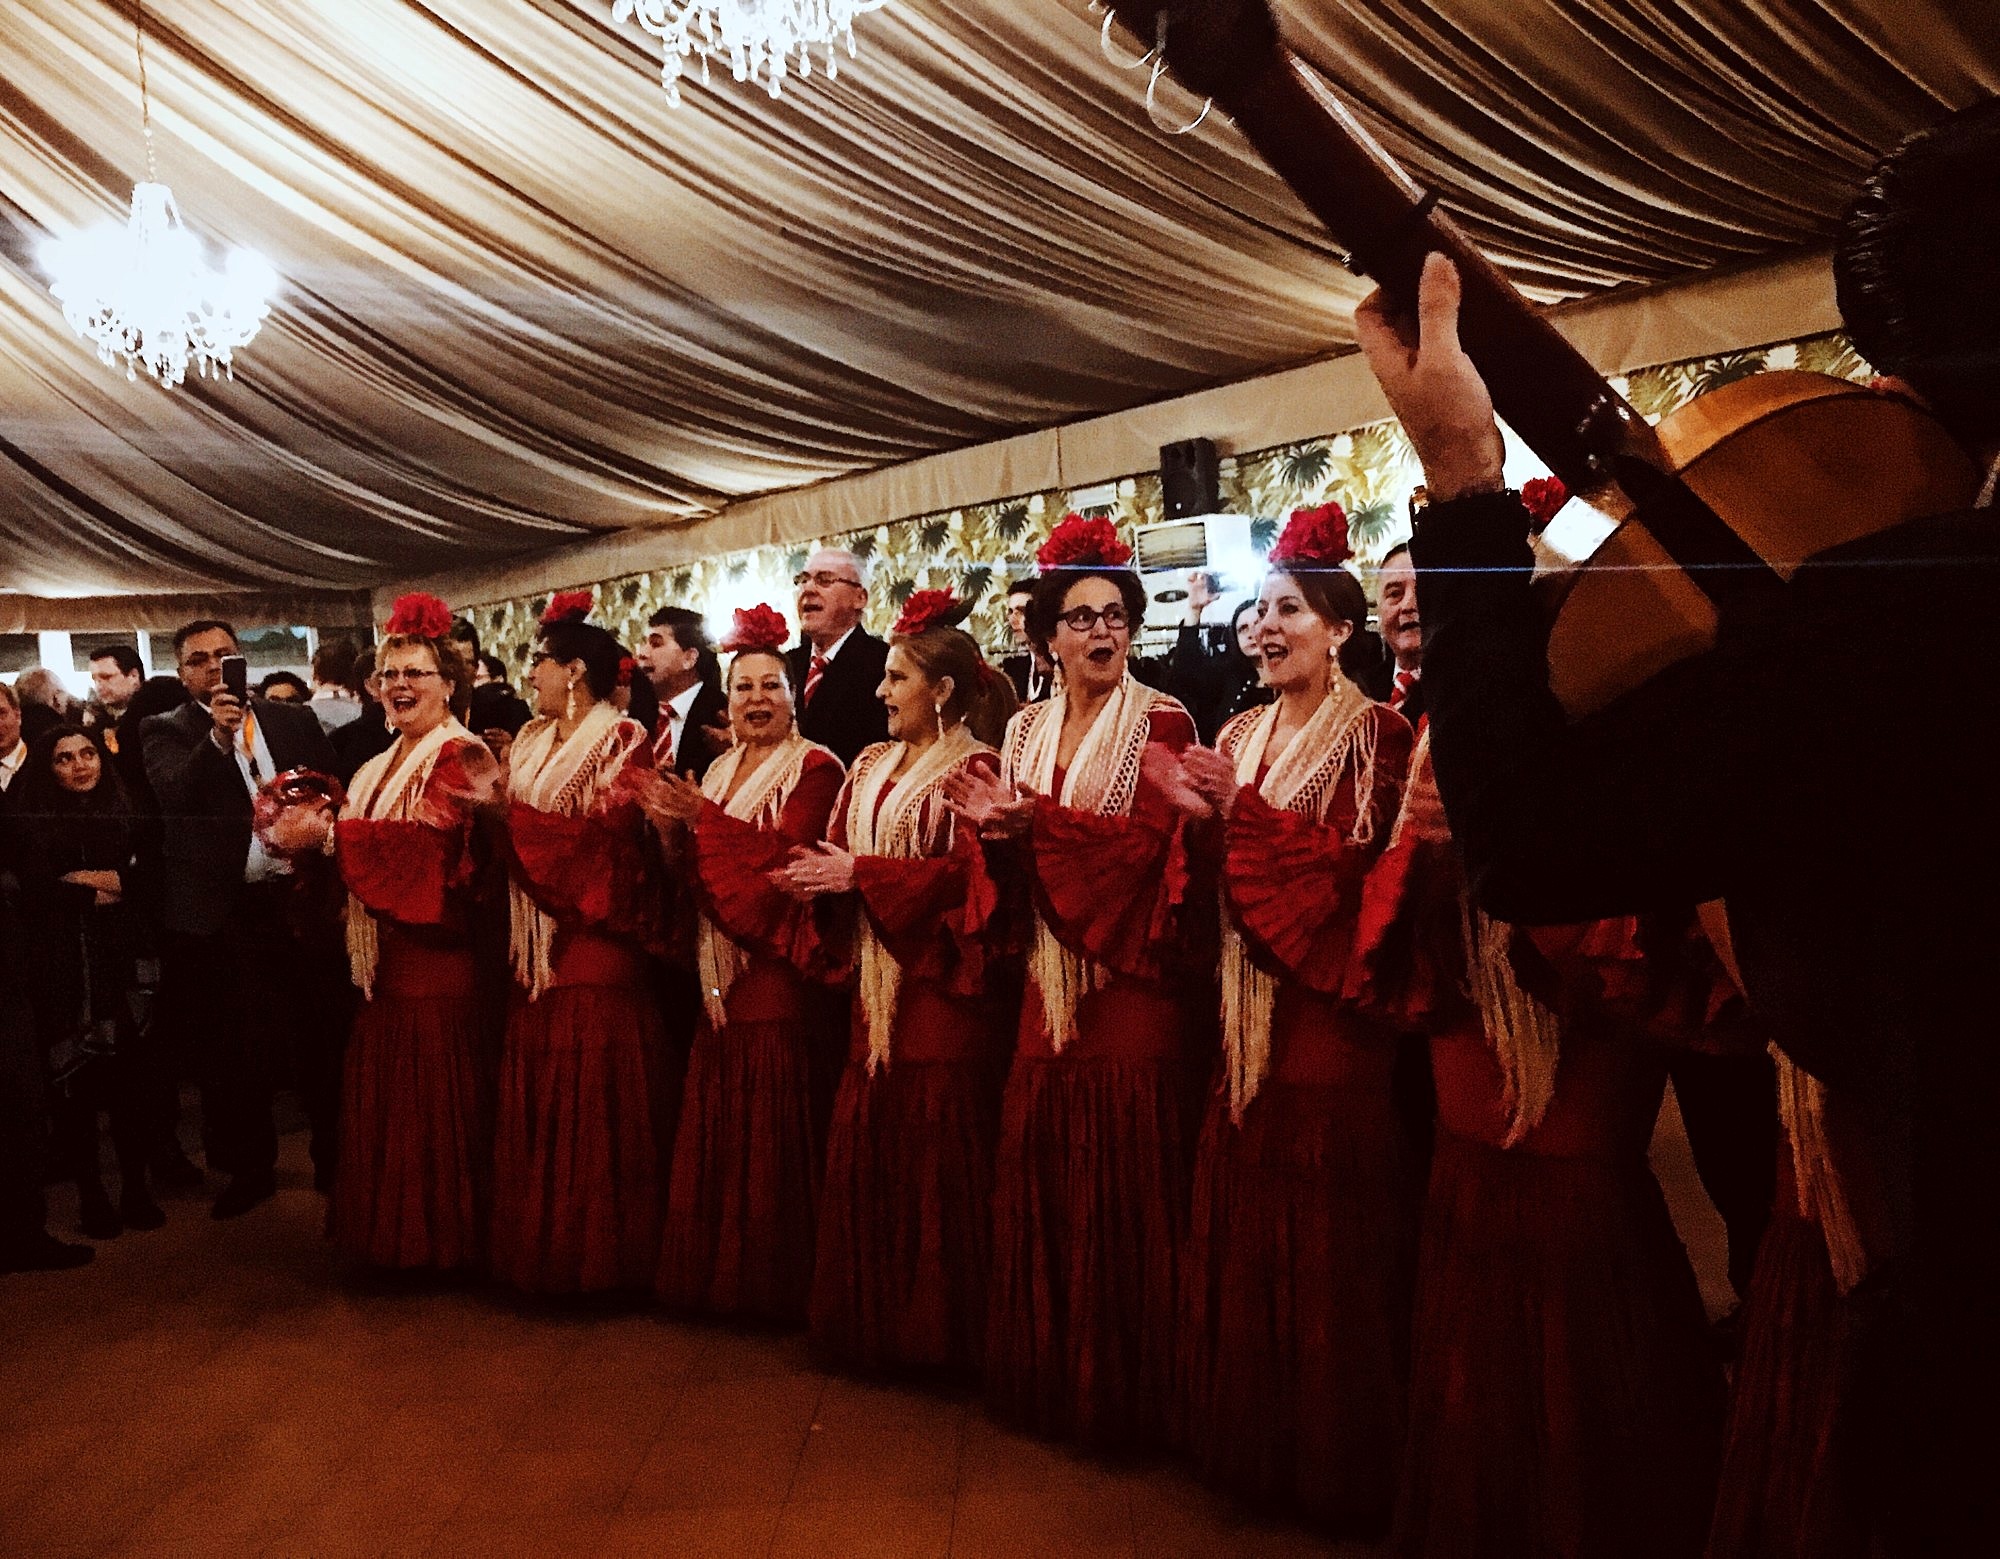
1036, 512, 1133, 570
721, 603, 791, 654
892, 589, 969, 637
616, 655, 636, 689
1522, 476, 1570, 534
1269, 502, 1352, 568
384, 592, 454, 640
541, 588, 594, 626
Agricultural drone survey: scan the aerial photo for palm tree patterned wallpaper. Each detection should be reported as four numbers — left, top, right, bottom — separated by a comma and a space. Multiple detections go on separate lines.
467, 334, 1869, 673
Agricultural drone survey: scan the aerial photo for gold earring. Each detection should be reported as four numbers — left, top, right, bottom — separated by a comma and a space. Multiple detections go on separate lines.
565, 679, 578, 722
935, 701, 947, 738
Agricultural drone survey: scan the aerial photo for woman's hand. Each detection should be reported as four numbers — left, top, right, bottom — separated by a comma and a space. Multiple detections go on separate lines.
1178, 745, 1242, 818
636, 769, 707, 834
944, 766, 1035, 840
1141, 744, 1213, 819
262, 803, 335, 855
773, 842, 856, 899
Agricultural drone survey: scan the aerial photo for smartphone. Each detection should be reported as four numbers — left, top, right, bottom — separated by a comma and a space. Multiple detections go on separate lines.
220, 655, 249, 702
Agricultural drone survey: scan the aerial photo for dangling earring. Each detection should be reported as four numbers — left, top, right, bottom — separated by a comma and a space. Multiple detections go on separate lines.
935, 700, 947, 739
565, 678, 578, 723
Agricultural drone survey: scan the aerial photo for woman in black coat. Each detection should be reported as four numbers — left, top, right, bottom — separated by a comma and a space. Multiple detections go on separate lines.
6, 724, 163, 1238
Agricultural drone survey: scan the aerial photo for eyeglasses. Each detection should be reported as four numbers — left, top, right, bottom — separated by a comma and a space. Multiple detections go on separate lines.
1056, 604, 1130, 634
377, 668, 441, 685
793, 571, 862, 589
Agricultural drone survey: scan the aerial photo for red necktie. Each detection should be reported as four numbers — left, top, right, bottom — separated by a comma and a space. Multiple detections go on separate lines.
1390, 669, 1417, 710
803, 650, 829, 708
653, 709, 679, 768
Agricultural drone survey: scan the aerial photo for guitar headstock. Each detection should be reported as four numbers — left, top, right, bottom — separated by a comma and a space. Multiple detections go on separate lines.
1101, 0, 1283, 104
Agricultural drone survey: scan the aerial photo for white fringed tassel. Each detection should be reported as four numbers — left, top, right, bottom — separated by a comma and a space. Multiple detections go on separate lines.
1775, 1045, 1869, 1294
1463, 899, 1562, 1149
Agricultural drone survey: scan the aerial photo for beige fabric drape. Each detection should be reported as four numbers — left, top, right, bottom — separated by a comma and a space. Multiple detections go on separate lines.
2, 1, 1994, 606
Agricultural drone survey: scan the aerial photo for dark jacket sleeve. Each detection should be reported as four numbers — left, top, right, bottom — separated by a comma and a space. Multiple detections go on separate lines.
1411, 491, 1757, 924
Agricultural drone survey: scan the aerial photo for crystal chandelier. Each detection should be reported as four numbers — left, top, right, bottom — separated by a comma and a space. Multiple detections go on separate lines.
612, 1, 893, 105
38, 2, 276, 387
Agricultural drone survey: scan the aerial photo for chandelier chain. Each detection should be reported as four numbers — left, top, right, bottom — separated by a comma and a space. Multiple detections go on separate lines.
134, 0, 157, 183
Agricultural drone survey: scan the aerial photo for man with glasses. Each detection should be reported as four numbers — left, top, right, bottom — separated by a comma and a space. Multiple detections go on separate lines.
141, 620, 343, 1217
785, 547, 889, 765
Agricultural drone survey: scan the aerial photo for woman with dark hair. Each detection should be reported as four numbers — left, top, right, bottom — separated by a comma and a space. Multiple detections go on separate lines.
6, 724, 164, 1238
256, 671, 311, 703
776, 591, 1017, 1373
644, 605, 844, 1322
488, 591, 669, 1293
1158, 508, 1417, 1530
946, 514, 1200, 1449
1167, 593, 1271, 743
265, 594, 496, 1271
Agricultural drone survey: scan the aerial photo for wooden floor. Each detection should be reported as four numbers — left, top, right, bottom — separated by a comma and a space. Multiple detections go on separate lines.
0, 1094, 1727, 1559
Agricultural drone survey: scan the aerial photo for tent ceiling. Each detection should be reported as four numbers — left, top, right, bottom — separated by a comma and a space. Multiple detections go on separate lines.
1, 0, 1993, 602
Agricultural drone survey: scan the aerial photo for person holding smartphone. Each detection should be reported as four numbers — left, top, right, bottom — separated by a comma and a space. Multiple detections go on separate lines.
139, 621, 342, 1219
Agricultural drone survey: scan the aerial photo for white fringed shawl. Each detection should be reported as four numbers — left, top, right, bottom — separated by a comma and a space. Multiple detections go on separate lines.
342, 717, 472, 1000
1216, 679, 1380, 1122
842, 723, 988, 1074
695, 732, 817, 1032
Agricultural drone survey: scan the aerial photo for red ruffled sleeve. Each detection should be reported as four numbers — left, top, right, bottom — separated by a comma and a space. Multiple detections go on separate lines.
1224, 707, 1412, 994
506, 793, 666, 953
853, 825, 1000, 996
691, 748, 843, 968
334, 743, 480, 928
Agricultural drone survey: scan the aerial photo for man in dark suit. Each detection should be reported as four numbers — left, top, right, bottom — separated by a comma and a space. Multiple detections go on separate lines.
639, 606, 726, 779
330, 647, 395, 784
1354, 101, 2000, 1552
1375, 543, 1425, 727
141, 620, 344, 1216
999, 577, 1054, 704
785, 547, 888, 766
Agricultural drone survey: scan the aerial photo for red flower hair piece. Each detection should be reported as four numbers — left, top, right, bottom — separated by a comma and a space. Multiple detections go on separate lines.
384, 592, 454, 640
616, 655, 636, 689
721, 603, 791, 654
1036, 512, 1133, 570
1522, 476, 1570, 534
892, 589, 969, 637
1269, 502, 1352, 568
541, 588, 594, 626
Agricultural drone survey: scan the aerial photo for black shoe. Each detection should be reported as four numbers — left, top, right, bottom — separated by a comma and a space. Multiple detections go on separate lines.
0, 1233, 96, 1273
211, 1172, 276, 1220
79, 1183, 122, 1240
152, 1150, 205, 1190
119, 1192, 167, 1232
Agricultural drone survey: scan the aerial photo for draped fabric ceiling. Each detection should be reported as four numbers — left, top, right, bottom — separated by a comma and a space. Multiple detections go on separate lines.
1, 0, 1995, 620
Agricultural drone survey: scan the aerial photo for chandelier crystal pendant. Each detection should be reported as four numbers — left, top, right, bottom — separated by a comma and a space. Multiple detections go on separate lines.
612, 0, 893, 105
38, 2, 276, 387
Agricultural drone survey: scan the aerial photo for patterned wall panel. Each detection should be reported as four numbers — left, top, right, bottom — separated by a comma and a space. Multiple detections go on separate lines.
467, 334, 1871, 675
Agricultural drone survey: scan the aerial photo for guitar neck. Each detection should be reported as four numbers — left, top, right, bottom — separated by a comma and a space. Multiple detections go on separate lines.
1122, 3, 1661, 500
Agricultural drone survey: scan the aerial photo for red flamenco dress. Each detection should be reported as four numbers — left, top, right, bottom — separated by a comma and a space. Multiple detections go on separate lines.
985, 681, 1199, 1448
1352, 739, 1722, 1559
492, 706, 671, 1294
331, 728, 492, 1271
1705, 1036, 1879, 1559
657, 735, 844, 1323
809, 732, 1008, 1374
1179, 693, 1417, 1530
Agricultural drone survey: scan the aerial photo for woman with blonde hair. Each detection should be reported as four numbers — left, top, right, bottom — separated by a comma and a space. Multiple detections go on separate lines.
778, 590, 1017, 1373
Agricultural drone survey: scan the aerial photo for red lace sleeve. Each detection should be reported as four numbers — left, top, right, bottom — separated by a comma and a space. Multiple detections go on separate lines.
505, 794, 664, 949
690, 750, 843, 968
1033, 798, 1183, 980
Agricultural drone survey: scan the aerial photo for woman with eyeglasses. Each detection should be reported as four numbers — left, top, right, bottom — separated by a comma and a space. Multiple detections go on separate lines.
6, 723, 163, 1240
264, 595, 498, 1271
1154, 508, 1418, 1532
486, 593, 671, 1294
945, 514, 1200, 1449
774, 590, 1018, 1375
644, 604, 844, 1323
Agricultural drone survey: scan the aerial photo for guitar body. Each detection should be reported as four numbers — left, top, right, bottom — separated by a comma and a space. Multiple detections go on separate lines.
1545, 371, 1981, 716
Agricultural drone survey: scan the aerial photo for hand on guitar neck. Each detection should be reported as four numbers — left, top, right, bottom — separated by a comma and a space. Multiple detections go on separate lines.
1354, 254, 1509, 505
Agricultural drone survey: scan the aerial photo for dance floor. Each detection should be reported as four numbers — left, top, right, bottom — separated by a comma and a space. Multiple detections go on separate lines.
0, 1095, 1726, 1558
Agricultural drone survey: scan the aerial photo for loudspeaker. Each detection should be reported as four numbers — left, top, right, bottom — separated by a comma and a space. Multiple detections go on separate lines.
1159, 437, 1220, 520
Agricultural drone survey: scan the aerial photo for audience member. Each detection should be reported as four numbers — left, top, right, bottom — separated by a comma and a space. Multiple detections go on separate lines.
639, 606, 726, 779
86, 646, 144, 735
786, 548, 889, 765
473, 653, 506, 688
257, 671, 311, 703
1165, 585, 1269, 743
331, 648, 395, 784
7, 725, 165, 1239
141, 619, 343, 1216
999, 578, 1054, 703
13, 668, 75, 741
0, 683, 25, 795
1376, 543, 1424, 724
455, 619, 532, 743
308, 639, 363, 731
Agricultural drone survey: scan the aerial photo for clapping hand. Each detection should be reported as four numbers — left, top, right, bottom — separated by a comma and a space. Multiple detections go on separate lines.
423, 742, 506, 827
636, 768, 707, 834
1141, 744, 1212, 819
1178, 746, 1242, 818
263, 800, 335, 854
943, 766, 1035, 840
774, 842, 856, 900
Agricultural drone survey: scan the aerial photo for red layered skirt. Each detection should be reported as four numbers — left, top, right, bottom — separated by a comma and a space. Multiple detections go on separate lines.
331, 930, 488, 1272
490, 930, 669, 1294
1704, 1153, 1867, 1558
809, 978, 1006, 1374
1396, 1032, 1722, 1559
656, 952, 824, 1323
1179, 993, 1416, 1530
985, 974, 1191, 1448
